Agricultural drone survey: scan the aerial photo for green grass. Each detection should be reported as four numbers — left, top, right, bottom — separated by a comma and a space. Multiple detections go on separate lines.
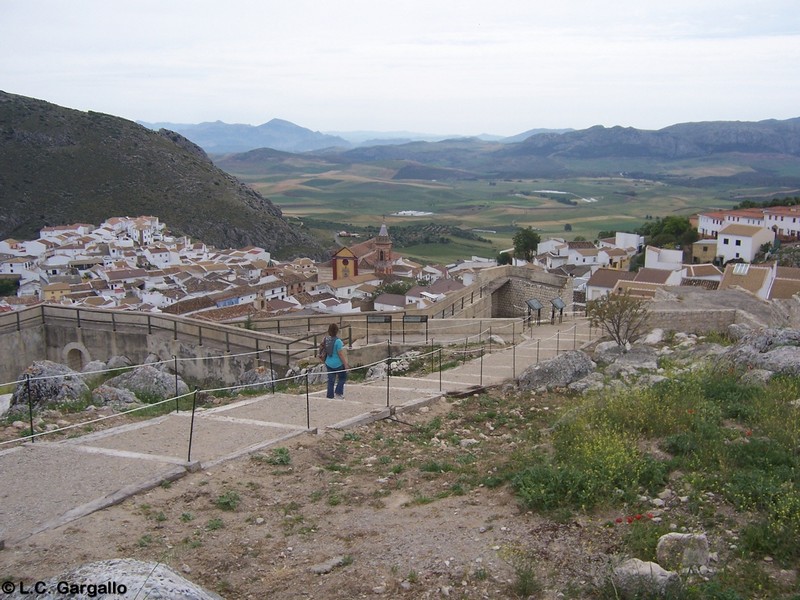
507, 367, 800, 572
253, 447, 291, 466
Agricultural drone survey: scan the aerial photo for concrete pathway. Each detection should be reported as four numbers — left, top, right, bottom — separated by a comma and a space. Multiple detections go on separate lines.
0, 318, 593, 544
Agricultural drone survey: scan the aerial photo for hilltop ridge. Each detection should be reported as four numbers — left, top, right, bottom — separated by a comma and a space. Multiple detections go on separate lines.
0, 91, 325, 259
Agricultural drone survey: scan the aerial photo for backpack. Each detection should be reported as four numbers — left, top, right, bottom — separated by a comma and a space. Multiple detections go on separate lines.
318, 336, 335, 361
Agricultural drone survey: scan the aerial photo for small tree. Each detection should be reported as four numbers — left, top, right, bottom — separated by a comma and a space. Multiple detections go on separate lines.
587, 290, 649, 347
512, 227, 541, 262
497, 251, 513, 265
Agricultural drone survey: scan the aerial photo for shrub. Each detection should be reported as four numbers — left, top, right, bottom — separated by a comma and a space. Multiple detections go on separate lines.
214, 491, 241, 511
587, 290, 649, 346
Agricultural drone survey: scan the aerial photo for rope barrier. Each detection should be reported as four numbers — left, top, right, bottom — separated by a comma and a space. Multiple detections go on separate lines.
0, 347, 272, 387
0, 391, 195, 448
0, 321, 598, 449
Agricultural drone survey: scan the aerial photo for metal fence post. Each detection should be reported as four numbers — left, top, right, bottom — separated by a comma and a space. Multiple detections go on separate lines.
386, 355, 391, 408
438, 347, 442, 392
173, 355, 179, 412
536, 339, 540, 364
305, 373, 311, 430
187, 388, 198, 462
268, 346, 275, 394
26, 374, 34, 443
513, 341, 516, 380
480, 345, 484, 386
557, 331, 560, 355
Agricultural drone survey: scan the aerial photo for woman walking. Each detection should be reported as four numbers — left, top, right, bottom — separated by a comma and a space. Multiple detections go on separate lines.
322, 323, 349, 399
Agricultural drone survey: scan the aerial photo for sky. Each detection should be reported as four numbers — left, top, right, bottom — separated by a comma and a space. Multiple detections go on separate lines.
2, 0, 799, 137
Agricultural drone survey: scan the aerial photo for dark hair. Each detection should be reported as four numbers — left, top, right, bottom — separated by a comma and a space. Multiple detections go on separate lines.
327, 323, 339, 337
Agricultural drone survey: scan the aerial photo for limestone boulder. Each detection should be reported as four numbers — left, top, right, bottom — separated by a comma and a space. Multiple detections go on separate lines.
105, 365, 189, 401
79, 360, 108, 386
0, 393, 12, 419
299, 363, 328, 386
641, 328, 665, 345
10, 361, 90, 409
6, 558, 222, 600
611, 558, 678, 599
719, 327, 800, 376
488, 334, 506, 346
81, 360, 107, 375
726, 322, 752, 341
594, 342, 659, 369
592, 341, 626, 365
518, 350, 595, 392
567, 372, 606, 394
92, 384, 140, 409
237, 366, 277, 392
367, 362, 388, 380
656, 532, 710, 571
106, 355, 133, 370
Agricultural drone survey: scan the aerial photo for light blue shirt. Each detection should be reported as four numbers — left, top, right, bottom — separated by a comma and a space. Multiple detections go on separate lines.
325, 337, 344, 369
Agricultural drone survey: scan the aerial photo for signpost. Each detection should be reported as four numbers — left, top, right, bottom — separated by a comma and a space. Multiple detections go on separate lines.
550, 297, 566, 324
526, 298, 544, 326
366, 314, 393, 343
402, 314, 428, 342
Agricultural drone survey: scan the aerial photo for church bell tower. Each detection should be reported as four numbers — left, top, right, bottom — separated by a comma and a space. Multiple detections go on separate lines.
373, 221, 393, 276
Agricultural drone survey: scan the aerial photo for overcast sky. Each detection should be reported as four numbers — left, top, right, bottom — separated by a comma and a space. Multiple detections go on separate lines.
2, 0, 799, 136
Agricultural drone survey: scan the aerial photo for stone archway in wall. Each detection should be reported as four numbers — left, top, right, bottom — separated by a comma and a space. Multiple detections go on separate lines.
63, 342, 91, 371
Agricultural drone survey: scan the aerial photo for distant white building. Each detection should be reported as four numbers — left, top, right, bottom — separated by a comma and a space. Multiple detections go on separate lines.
716, 224, 775, 264
373, 293, 408, 312
764, 206, 800, 240
644, 246, 683, 271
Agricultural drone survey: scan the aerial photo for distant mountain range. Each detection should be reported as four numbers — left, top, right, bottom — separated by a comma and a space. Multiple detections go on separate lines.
143, 115, 800, 184
210, 117, 800, 191
139, 118, 351, 154
0, 91, 325, 258
138, 119, 574, 154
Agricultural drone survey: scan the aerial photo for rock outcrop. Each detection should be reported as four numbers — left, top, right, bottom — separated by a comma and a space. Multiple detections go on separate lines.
104, 365, 189, 401
611, 558, 678, 599
518, 350, 596, 392
656, 533, 710, 571
6, 558, 222, 600
10, 361, 89, 409
237, 366, 277, 392
718, 327, 800, 376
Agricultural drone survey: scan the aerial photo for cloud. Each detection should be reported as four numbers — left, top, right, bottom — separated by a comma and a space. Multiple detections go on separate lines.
1, 0, 798, 134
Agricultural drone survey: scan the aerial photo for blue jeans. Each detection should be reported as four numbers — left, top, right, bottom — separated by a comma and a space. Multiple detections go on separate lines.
326, 365, 347, 398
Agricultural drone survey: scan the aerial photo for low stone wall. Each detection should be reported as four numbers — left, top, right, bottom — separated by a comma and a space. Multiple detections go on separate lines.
645, 309, 738, 334
492, 276, 573, 319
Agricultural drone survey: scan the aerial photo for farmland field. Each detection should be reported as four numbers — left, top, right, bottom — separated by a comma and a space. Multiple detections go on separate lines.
219, 155, 800, 263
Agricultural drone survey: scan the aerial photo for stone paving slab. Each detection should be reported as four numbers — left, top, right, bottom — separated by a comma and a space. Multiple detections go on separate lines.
211, 393, 385, 430
0, 443, 182, 543
75, 415, 298, 464
362, 376, 453, 392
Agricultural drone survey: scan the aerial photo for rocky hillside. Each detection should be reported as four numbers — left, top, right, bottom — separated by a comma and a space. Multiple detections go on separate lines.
0, 91, 325, 258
